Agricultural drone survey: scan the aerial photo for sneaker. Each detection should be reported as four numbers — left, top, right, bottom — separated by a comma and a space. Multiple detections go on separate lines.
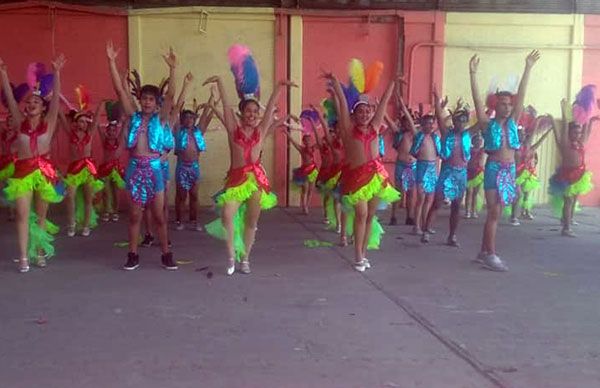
335, 225, 342, 234
464, 212, 472, 219
240, 260, 251, 274
175, 221, 184, 231
362, 258, 371, 269
161, 252, 178, 270
67, 224, 76, 237
421, 232, 430, 244
482, 254, 508, 272
18, 258, 30, 273
405, 217, 415, 226
111, 213, 119, 222
123, 252, 140, 271
353, 260, 366, 272
140, 234, 154, 247
472, 212, 479, 219
168, 240, 173, 249
412, 226, 423, 236
81, 227, 91, 237
389, 216, 397, 226
509, 218, 521, 226
101, 213, 110, 222
323, 218, 330, 225
446, 235, 460, 248
571, 219, 579, 226
523, 213, 534, 221
561, 228, 577, 238
340, 236, 348, 247
425, 228, 436, 235
226, 259, 235, 276
194, 222, 203, 232
36, 253, 48, 267
473, 251, 487, 264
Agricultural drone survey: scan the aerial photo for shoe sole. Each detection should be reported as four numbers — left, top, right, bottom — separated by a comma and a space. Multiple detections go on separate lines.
123, 265, 140, 271
481, 263, 508, 272
162, 266, 178, 270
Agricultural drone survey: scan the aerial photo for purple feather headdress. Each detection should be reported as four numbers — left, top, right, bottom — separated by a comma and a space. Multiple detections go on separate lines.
25, 62, 54, 100
299, 109, 319, 134
572, 84, 596, 125
228, 44, 260, 106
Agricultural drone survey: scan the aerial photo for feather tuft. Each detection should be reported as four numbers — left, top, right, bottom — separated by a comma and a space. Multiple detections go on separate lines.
572, 84, 596, 125
227, 44, 260, 101
364, 61, 384, 94
321, 98, 337, 128
348, 58, 365, 94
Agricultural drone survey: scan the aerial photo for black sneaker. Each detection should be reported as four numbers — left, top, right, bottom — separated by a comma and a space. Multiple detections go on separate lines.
168, 240, 173, 249
124, 252, 140, 270
405, 217, 415, 226
140, 234, 154, 247
161, 252, 178, 270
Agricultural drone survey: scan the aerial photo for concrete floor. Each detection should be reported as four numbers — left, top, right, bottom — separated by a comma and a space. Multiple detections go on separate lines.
1, 204, 599, 388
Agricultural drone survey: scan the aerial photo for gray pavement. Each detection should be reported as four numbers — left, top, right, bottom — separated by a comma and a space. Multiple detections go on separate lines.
0, 204, 599, 388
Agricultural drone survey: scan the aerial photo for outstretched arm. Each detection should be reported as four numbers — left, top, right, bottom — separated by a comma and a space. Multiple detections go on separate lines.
0, 57, 24, 125
432, 84, 448, 136
46, 54, 66, 137
384, 115, 399, 133
398, 96, 417, 135
259, 80, 297, 136
198, 90, 217, 132
371, 78, 396, 133
512, 50, 541, 121
203, 75, 235, 133
323, 73, 351, 134
469, 55, 488, 130
160, 47, 177, 123
282, 128, 302, 152
106, 41, 135, 117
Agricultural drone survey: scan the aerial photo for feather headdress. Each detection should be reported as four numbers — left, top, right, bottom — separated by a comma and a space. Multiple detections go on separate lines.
321, 98, 338, 128
25, 62, 54, 100
228, 44, 260, 109
299, 109, 319, 135
485, 74, 520, 112
518, 105, 538, 135
104, 100, 122, 126
571, 84, 596, 126
127, 69, 169, 105
72, 84, 93, 122
345, 58, 384, 112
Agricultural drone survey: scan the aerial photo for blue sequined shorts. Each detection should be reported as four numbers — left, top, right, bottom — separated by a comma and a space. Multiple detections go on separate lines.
484, 160, 517, 206
176, 159, 200, 191
161, 159, 170, 184
395, 160, 416, 192
437, 164, 467, 201
416, 160, 438, 194
125, 156, 165, 206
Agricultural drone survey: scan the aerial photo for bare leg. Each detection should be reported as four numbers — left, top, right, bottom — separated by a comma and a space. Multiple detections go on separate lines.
189, 182, 200, 223
175, 185, 186, 223
421, 193, 435, 230
448, 198, 462, 241
149, 192, 169, 254
465, 188, 473, 215
243, 191, 262, 261
481, 190, 501, 254
414, 187, 426, 233
111, 182, 119, 215
66, 186, 76, 227
83, 182, 93, 229
406, 187, 416, 223
163, 182, 170, 226
424, 193, 442, 233
471, 186, 480, 215
353, 200, 368, 264
306, 183, 314, 214
15, 192, 33, 261
362, 198, 380, 258
128, 200, 144, 254
563, 196, 574, 231
339, 201, 347, 245
300, 184, 308, 214
222, 201, 241, 260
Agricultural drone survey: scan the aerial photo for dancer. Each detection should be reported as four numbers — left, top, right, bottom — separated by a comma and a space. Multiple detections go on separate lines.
286, 110, 319, 215
465, 133, 485, 218
324, 59, 401, 272
549, 87, 596, 237
406, 98, 440, 238
0, 113, 18, 221
63, 86, 105, 237
388, 110, 417, 226
97, 100, 125, 222
106, 41, 178, 271
204, 44, 294, 275
174, 74, 214, 231
470, 50, 540, 271
312, 105, 334, 225
1, 55, 66, 272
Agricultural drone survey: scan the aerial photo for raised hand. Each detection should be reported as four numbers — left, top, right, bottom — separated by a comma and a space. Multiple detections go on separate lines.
184, 72, 194, 84
106, 41, 120, 60
162, 47, 177, 68
51, 54, 66, 71
0, 57, 6, 73
202, 75, 220, 86
441, 96, 449, 109
526, 50, 541, 68
279, 80, 298, 88
469, 55, 480, 74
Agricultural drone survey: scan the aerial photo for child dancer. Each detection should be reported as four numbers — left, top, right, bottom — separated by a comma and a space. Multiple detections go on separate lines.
405, 98, 441, 238
470, 50, 540, 271
0, 113, 18, 221
423, 89, 472, 246
324, 59, 401, 271
63, 86, 105, 237
549, 87, 596, 237
106, 41, 178, 271
465, 133, 485, 218
286, 110, 319, 215
1, 55, 66, 272
97, 100, 125, 222
204, 44, 295, 275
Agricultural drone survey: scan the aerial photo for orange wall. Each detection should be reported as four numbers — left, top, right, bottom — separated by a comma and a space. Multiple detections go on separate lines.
582, 15, 600, 206
0, 4, 128, 172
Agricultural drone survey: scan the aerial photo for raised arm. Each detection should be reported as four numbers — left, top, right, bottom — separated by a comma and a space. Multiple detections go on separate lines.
46, 54, 66, 136
203, 75, 235, 133
512, 50, 540, 121
282, 128, 302, 152
259, 80, 297, 136
432, 84, 448, 136
398, 96, 417, 135
384, 115, 400, 134
198, 90, 217, 132
0, 57, 24, 124
323, 74, 351, 133
469, 55, 488, 130
529, 115, 552, 151
557, 99, 569, 147
174, 72, 193, 114
106, 41, 135, 117
371, 78, 396, 133
160, 47, 177, 122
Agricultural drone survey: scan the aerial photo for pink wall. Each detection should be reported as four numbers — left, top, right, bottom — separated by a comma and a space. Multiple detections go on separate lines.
0, 2, 128, 173
582, 15, 600, 206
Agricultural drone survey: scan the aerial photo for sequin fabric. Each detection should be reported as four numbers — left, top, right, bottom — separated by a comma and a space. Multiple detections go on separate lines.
416, 160, 438, 194
125, 156, 164, 206
176, 159, 200, 191
437, 164, 467, 201
394, 160, 416, 192
484, 160, 516, 206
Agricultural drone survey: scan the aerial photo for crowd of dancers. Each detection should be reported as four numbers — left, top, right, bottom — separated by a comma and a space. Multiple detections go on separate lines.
0, 43, 594, 274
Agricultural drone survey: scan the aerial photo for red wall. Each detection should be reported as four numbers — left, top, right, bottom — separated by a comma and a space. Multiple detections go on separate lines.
0, 3, 128, 172
582, 15, 600, 206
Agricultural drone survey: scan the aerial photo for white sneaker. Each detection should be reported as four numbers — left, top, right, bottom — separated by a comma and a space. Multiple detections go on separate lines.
194, 222, 203, 232
226, 259, 235, 276
354, 262, 366, 272
473, 251, 487, 264
175, 221, 184, 231
482, 254, 508, 272
81, 227, 91, 237
67, 224, 76, 237
362, 258, 371, 269
509, 218, 521, 226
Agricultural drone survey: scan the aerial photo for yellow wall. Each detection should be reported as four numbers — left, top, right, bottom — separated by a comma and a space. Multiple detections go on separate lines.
288, 15, 303, 207
128, 6, 276, 205
444, 13, 585, 204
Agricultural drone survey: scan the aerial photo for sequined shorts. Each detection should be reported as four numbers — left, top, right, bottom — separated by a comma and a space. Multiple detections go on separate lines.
416, 160, 438, 194
125, 156, 165, 206
176, 159, 200, 191
395, 160, 416, 192
484, 160, 517, 206
436, 164, 467, 201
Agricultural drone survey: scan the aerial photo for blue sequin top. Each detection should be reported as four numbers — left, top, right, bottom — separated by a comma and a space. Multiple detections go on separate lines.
127, 112, 170, 153
440, 129, 472, 162
175, 127, 206, 153
483, 118, 520, 151
410, 131, 441, 158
